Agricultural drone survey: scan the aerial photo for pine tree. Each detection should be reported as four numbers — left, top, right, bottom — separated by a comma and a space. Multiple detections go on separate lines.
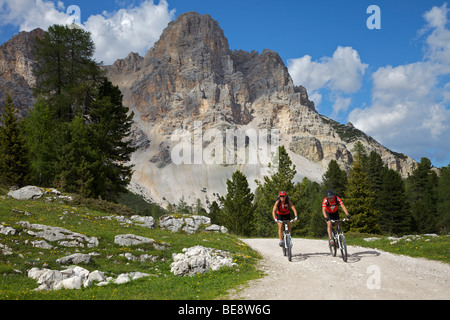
322, 159, 347, 198
23, 98, 61, 186
0, 94, 30, 186
87, 78, 136, 200
33, 24, 100, 121
378, 169, 411, 235
345, 158, 381, 234
366, 151, 385, 196
293, 177, 324, 237
406, 158, 438, 233
176, 196, 191, 214
219, 170, 255, 236
54, 116, 96, 197
352, 141, 368, 163
208, 200, 221, 225
437, 165, 450, 233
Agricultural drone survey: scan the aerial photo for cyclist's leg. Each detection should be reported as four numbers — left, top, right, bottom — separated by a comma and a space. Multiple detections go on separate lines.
278, 222, 283, 241
326, 220, 333, 240
328, 212, 339, 246
276, 213, 284, 245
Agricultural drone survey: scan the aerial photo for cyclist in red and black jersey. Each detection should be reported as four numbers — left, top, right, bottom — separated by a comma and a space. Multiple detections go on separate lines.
272, 191, 298, 247
322, 190, 350, 246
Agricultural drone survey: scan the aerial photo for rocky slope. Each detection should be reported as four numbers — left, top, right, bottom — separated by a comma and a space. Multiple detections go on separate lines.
0, 13, 417, 207
106, 12, 416, 206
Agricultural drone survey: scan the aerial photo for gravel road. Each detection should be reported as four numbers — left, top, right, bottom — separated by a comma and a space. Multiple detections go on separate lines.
226, 238, 450, 300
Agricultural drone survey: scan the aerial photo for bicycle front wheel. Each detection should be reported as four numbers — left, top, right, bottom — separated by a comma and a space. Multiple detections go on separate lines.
286, 235, 292, 261
329, 239, 336, 257
339, 234, 348, 262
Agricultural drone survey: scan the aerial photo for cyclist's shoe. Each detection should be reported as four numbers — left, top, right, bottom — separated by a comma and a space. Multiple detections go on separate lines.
279, 241, 284, 247
329, 239, 334, 246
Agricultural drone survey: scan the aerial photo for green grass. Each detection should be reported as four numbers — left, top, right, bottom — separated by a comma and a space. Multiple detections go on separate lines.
0, 196, 262, 300
346, 234, 450, 264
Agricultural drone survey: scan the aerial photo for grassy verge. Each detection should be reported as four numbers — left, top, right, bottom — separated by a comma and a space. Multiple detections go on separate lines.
0, 197, 262, 300
345, 233, 450, 264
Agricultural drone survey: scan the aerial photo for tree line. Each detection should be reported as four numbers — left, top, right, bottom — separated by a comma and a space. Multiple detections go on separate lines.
209, 144, 449, 237
0, 25, 135, 202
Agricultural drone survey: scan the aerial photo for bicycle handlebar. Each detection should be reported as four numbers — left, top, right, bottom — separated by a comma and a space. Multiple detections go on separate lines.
330, 218, 349, 223
274, 218, 296, 223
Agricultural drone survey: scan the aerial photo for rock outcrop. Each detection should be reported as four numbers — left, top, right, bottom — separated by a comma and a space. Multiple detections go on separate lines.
170, 245, 237, 276
159, 214, 228, 234
28, 266, 152, 291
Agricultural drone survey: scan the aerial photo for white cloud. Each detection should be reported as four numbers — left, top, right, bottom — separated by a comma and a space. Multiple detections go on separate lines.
287, 46, 368, 115
288, 46, 367, 94
349, 3, 450, 165
0, 0, 69, 29
0, 0, 175, 64
422, 3, 450, 64
85, 0, 175, 64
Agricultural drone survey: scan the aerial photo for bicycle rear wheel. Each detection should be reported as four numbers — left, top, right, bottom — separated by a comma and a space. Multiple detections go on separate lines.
339, 234, 348, 262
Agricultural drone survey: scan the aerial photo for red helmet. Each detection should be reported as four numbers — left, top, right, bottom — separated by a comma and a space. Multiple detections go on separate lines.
279, 191, 287, 197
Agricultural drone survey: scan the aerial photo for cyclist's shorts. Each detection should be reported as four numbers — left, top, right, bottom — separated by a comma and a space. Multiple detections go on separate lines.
328, 211, 339, 220
276, 213, 291, 221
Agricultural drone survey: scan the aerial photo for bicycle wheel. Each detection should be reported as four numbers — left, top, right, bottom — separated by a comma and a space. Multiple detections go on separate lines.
330, 233, 337, 257
286, 235, 292, 261
339, 234, 348, 262
282, 234, 287, 256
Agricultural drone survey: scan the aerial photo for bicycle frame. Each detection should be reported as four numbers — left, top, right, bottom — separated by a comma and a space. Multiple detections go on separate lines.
329, 219, 348, 262
278, 219, 295, 261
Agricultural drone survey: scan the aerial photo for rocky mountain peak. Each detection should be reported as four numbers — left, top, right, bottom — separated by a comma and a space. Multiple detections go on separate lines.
0, 28, 44, 117
148, 12, 230, 61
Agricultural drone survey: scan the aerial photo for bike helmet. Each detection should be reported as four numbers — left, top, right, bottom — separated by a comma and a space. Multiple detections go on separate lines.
325, 190, 335, 199
279, 191, 287, 197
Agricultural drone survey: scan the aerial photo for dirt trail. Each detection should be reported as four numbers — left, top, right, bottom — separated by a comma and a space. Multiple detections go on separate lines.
226, 238, 450, 300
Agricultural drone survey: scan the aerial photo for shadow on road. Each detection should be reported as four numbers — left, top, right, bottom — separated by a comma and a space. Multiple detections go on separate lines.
290, 252, 329, 262
289, 249, 381, 263
346, 250, 381, 263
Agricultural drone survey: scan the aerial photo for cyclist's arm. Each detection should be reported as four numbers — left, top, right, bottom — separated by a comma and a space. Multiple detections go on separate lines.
272, 201, 279, 221
340, 202, 350, 217
322, 206, 327, 218
322, 206, 330, 221
289, 200, 298, 218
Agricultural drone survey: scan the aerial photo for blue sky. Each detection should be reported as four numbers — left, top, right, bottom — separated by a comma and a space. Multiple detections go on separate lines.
1, 0, 449, 167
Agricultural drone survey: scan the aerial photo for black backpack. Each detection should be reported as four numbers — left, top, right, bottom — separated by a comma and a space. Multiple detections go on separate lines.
277, 195, 290, 211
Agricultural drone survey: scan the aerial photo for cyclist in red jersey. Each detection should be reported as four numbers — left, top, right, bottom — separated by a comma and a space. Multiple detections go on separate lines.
322, 190, 350, 246
272, 191, 298, 247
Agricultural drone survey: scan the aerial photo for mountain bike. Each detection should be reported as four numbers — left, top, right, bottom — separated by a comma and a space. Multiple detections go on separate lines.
276, 219, 296, 261
329, 219, 348, 262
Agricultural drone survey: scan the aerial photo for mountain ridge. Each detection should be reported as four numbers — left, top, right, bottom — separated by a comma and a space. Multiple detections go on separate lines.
105, 12, 416, 206
0, 12, 417, 206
